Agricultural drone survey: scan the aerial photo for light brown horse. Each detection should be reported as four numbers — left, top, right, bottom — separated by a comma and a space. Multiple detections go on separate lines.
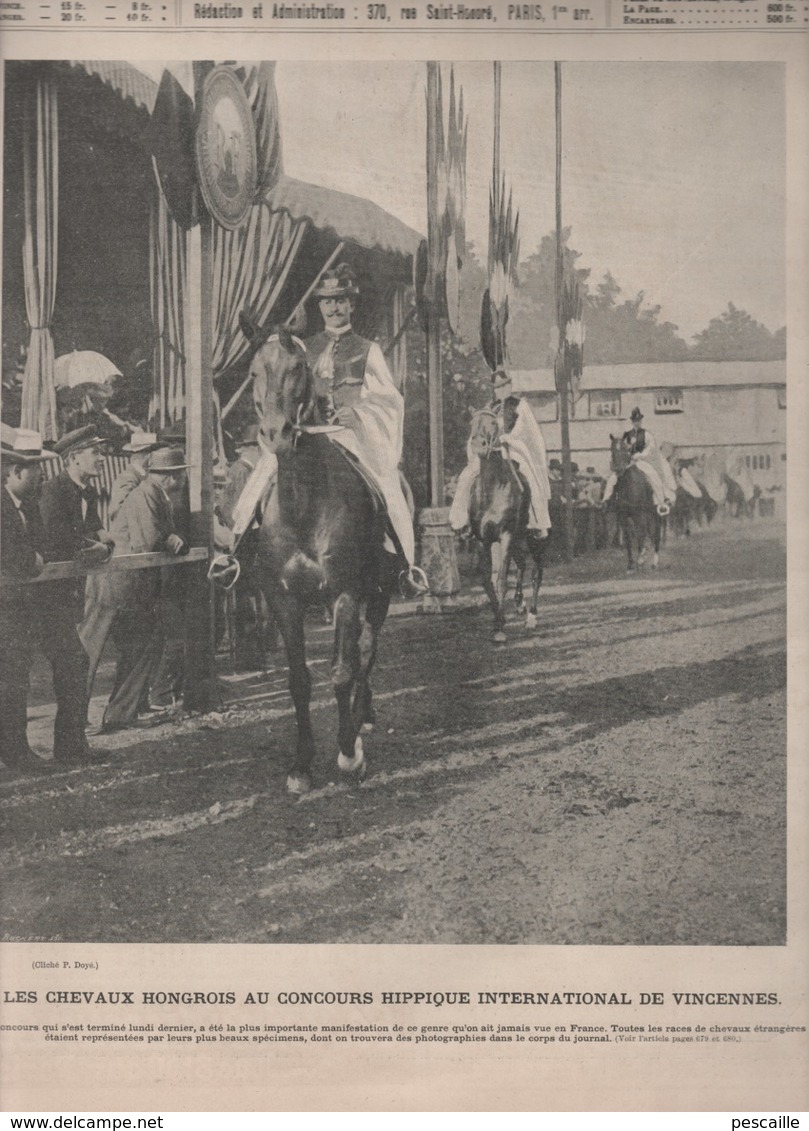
468, 407, 545, 642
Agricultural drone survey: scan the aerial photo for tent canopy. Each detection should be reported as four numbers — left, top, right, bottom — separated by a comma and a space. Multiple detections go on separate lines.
70, 61, 422, 259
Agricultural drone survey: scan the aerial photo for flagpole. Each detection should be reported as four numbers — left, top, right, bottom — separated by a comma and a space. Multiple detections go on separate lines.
493, 61, 501, 195
426, 61, 444, 508
555, 60, 574, 564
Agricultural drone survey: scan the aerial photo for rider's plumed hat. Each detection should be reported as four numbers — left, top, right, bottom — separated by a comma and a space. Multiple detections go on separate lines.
314, 263, 360, 300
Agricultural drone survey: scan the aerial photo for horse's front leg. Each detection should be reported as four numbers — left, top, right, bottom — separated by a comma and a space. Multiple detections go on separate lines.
622, 515, 636, 572
511, 538, 527, 614
479, 541, 505, 642
492, 532, 513, 643
352, 586, 391, 736
271, 591, 316, 795
332, 592, 366, 782
651, 513, 662, 569
525, 530, 545, 629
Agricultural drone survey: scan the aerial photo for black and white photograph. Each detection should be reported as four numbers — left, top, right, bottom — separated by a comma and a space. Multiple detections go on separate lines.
1, 58, 789, 949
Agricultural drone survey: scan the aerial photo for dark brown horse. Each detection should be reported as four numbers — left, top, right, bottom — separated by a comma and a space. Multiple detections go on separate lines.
609, 435, 663, 572
245, 327, 396, 795
468, 408, 545, 642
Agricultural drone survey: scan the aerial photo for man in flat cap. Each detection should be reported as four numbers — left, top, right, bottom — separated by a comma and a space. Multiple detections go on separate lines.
449, 369, 552, 538
34, 426, 115, 764
306, 263, 423, 592
0, 431, 58, 772
40, 425, 115, 567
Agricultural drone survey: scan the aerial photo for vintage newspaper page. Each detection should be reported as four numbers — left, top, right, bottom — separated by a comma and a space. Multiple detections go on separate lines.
0, 2, 807, 1114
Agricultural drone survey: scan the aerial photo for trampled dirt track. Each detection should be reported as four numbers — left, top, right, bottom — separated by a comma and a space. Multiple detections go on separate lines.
1, 518, 786, 945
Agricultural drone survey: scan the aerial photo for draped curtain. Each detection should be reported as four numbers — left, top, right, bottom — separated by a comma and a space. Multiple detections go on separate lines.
149, 166, 188, 427
21, 75, 59, 440
212, 201, 306, 377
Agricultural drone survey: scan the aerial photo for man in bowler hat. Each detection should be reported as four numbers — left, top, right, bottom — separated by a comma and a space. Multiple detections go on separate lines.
91, 446, 189, 731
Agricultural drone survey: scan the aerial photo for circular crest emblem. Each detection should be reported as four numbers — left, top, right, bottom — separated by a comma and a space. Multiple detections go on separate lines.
195, 66, 258, 230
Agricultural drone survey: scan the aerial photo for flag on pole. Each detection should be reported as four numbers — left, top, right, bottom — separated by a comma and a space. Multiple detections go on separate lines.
560, 274, 585, 407
424, 64, 467, 334
481, 175, 520, 372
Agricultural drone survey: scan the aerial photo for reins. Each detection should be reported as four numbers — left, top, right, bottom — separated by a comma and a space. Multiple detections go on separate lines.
472, 408, 524, 495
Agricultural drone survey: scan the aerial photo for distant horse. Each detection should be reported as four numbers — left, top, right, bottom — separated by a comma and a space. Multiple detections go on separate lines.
468, 407, 546, 642
609, 435, 663, 572
671, 469, 718, 536
724, 474, 761, 519
244, 326, 397, 795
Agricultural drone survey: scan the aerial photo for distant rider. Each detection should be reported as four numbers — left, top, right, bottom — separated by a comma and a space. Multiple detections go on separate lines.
449, 368, 552, 538
602, 406, 676, 514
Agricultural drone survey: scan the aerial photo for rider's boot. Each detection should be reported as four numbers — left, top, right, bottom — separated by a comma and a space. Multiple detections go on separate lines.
399, 563, 430, 599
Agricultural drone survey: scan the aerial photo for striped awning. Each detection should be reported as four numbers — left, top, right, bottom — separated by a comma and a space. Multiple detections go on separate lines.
66, 64, 421, 260
70, 61, 161, 113
266, 174, 422, 260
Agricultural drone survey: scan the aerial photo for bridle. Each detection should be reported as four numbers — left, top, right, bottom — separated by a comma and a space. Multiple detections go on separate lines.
471, 409, 501, 459
209, 333, 311, 592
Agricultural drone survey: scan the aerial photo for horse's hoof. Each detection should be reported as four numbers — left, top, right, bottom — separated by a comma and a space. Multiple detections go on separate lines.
287, 773, 313, 796
525, 612, 537, 630
338, 736, 366, 780
492, 630, 507, 644
651, 555, 659, 569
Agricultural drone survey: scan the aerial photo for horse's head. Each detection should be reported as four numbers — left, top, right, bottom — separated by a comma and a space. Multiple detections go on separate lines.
610, 433, 632, 474
242, 319, 316, 452
469, 409, 500, 458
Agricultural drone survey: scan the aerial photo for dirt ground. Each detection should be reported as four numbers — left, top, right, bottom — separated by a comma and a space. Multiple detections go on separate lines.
0, 516, 786, 945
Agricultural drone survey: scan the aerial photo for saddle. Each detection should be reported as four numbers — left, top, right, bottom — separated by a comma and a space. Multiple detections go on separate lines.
324, 438, 411, 562
325, 437, 386, 519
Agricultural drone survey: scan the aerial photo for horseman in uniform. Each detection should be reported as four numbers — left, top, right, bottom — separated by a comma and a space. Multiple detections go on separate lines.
602, 406, 677, 514
232, 263, 425, 595
450, 368, 552, 538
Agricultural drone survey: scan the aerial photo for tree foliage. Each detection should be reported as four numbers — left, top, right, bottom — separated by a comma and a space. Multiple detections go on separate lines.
690, 302, 785, 361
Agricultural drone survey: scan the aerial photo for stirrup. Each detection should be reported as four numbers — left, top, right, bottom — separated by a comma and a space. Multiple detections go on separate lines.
207, 554, 241, 591
657, 503, 670, 517
399, 566, 430, 598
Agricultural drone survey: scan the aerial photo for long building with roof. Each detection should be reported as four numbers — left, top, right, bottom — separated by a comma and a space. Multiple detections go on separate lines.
511, 358, 786, 507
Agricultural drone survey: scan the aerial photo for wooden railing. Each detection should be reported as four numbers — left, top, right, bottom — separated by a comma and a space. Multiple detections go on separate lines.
0, 547, 209, 587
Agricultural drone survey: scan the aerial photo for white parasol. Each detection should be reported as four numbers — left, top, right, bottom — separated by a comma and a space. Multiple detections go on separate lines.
54, 351, 122, 389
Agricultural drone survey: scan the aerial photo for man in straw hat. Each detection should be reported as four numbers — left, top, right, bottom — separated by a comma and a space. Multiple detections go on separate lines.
449, 368, 552, 538
108, 429, 160, 522
0, 431, 61, 772
86, 446, 189, 733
